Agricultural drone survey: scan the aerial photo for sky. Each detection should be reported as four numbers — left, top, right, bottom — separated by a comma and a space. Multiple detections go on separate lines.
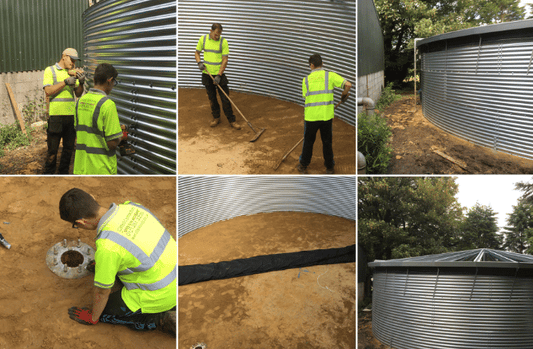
520, 0, 532, 17
455, 175, 533, 232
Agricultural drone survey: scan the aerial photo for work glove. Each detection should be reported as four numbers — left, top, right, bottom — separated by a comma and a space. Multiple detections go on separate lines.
198, 62, 206, 71
341, 92, 350, 103
214, 75, 221, 85
64, 76, 76, 87
76, 71, 86, 85
68, 307, 99, 325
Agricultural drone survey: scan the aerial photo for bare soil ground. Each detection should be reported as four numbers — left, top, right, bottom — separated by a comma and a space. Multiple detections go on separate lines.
384, 93, 533, 174
178, 212, 355, 349
358, 312, 388, 349
178, 88, 356, 175
0, 125, 49, 174
0, 177, 176, 349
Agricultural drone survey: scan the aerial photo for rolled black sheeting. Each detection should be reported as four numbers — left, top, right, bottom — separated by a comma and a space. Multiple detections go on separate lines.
179, 244, 355, 286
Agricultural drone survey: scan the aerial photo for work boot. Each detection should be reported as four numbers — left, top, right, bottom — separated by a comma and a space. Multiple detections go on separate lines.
230, 122, 241, 130
326, 167, 335, 174
210, 118, 220, 127
159, 310, 176, 336
297, 163, 307, 174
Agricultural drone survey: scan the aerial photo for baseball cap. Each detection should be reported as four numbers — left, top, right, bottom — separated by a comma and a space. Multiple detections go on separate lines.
63, 48, 80, 60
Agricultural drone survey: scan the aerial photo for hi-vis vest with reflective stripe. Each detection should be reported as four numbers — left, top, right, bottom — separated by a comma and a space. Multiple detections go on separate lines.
200, 34, 227, 75
47, 64, 77, 115
74, 89, 121, 175
96, 202, 176, 313
303, 69, 339, 122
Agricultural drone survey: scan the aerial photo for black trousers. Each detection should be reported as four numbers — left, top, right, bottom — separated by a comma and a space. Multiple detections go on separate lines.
202, 73, 236, 123
99, 290, 175, 331
299, 119, 334, 169
45, 115, 75, 174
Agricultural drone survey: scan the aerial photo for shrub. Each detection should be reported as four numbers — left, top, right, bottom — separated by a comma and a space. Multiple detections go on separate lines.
21, 96, 47, 124
357, 112, 392, 174
0, 122, 32, 154
376, 82, 402, 111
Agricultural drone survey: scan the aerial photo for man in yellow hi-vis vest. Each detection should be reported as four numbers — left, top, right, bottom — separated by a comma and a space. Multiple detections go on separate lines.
59, 188, 176, 335
298, 54, 352, 175
43, 48, 85, 174
73, 63, 125, 175
195, 23, 241, 130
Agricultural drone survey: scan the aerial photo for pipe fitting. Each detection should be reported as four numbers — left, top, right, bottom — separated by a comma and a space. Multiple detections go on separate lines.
46, 240, 95, 279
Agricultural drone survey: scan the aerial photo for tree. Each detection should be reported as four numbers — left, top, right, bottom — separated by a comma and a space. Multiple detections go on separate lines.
502, 200, 533, 254
358, 176, 463, 299
459, 203, 502, 250
375, 0, 527, 86
358, 176, 463, 262
515, 179, 533, 204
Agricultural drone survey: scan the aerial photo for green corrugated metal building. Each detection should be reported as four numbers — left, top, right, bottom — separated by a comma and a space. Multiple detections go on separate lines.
357, 0, 384, 77
0, 0, 88, 73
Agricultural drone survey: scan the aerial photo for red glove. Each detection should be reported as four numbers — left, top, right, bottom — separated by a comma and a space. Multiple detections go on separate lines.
122, 130, 128, 140
68, 307, 99, 325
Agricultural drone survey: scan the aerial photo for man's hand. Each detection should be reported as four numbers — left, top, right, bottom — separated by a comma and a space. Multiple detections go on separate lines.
64, 76, 76, 87
214, 75, 221, 85
341, 92, 350, 103
76, 71, 86, 85
68, 307, 99, 325
198, 62, 206, 71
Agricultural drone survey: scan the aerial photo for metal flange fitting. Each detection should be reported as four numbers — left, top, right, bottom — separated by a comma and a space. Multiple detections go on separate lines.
45, 239, 95, 279
190, 343, 206, 349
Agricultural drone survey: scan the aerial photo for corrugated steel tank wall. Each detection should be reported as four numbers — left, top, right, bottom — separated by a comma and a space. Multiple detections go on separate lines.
178, 176, 355, 238
83, 0, 176, 174
419, 23, 533, 160
372, 267, 533, 348
0, 0, 88, 73
178, 0, 356, 126
357, 0, 385, 77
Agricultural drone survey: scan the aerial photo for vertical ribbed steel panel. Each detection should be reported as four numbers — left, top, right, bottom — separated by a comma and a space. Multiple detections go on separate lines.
83, 0, 176, 174
0, 0, 88, 73
177, 0, 356, 126
178, 176, 355, 238
419, 22, 533, 160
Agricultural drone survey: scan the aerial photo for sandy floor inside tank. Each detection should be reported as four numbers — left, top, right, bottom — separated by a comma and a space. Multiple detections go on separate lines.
178, 88, 356, 175
0, 177, 176, 349
178, 211, 356, 349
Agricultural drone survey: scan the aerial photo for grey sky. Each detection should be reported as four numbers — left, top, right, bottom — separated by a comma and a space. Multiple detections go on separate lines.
455, 175, 533, 232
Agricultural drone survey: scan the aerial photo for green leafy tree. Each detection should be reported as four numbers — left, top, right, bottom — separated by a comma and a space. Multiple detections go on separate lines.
502, 200, 533, 254
358, 176, 463, 298
375, 0, 527, 86
358, 176, 462, 262
459, 203, 502, 250
515, 179, 533, 204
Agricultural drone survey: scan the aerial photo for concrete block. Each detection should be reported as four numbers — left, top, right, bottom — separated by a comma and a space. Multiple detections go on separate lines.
0, 70, 45, 126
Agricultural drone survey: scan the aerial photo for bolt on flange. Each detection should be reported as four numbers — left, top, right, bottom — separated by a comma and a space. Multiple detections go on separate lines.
46, 240, 95, 279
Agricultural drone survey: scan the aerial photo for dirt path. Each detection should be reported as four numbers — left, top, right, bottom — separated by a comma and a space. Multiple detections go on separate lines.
358, 312, 388, 349
383, 94, 533, 174
0, 177, 176, 349
178, 212, 355, 349
178, 88, 356, 175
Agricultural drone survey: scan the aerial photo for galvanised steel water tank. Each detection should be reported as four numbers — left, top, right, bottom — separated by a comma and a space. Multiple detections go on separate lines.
178, 176, 355, 237
369, 249, 533, 348
178, 0, 356, 126
83, 0, 176, 174
417, 20, 533, 160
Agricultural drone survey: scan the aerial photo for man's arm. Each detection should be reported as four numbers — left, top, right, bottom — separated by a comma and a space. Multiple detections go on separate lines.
106, 136, 123, 152
341, 80, 352, 102
195, 50, 202, 64
219, 55, 228, 76
74, 83, 83, 98
91, 286, 112, 322
44, 81, 68, 98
